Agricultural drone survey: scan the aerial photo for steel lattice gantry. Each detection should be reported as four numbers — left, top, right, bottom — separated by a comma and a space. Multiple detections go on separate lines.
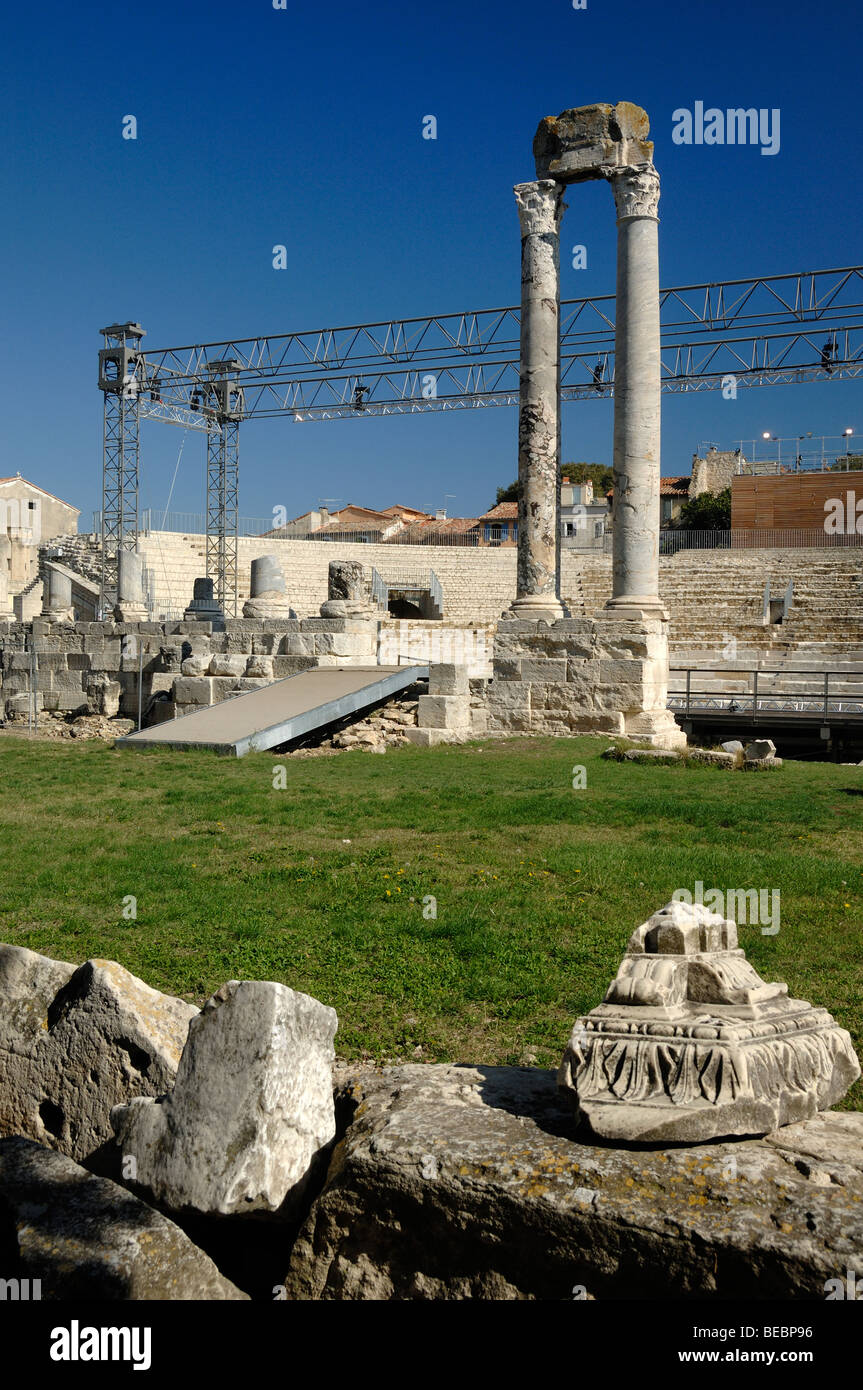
98, 322, 146, 606
98, 265, 863, 614
203, 360, 244, 617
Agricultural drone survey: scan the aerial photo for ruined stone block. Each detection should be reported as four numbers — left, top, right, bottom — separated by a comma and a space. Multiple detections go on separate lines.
428, 663, 469, 697
486, 683, 532, 712
246, 654, 274, 679
112, 979, 337, 1219
148, 674, 175, 696
520, 658, 568, 684
273, 656, 318, 678
597, 658, 652, 684
282, 634, 317, 658
209, 676, 242, 703
173, 677, 214, 707
181, 654, 209, 677
533, 102, 653, 183
314, 633, 374, 658
403, 728, 471, 747
209, 655, 247, 678
417, 695, 470, 730
492, 658, 522, 682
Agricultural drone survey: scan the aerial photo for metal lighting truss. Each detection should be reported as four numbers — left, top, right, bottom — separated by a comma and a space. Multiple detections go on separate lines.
98, 322, 146, 607
99, 266, 863, 612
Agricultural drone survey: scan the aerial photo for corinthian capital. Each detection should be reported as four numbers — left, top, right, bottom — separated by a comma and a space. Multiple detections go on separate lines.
514, 179, 566, 237
607, 163, 660, 220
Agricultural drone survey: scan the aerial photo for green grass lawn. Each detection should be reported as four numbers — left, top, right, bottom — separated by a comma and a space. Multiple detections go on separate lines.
0, 734, 860, 1108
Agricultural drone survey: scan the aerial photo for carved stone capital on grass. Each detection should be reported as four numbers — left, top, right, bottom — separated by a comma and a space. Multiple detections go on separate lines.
559, 899, 861, 1143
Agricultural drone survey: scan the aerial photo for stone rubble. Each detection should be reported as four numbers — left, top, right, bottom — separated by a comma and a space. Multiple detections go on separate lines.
0, 945, 197, 1165
0, 942, 858, 1301
284, 1064, 863, 1300
0, 1137, 247, 1300
112, 979, 338, 1218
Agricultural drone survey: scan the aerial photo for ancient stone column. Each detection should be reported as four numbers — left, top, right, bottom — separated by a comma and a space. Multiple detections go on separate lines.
183, 577, 225, 629
320, 560, 376, 618
508, 179, 566, 621
243, 555, 294, 620
43, 565, 75, 624
115, 549, 148, 622
604, 164, 667, 619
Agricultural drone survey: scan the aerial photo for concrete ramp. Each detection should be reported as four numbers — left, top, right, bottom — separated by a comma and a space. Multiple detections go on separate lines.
116, 665, 428, 756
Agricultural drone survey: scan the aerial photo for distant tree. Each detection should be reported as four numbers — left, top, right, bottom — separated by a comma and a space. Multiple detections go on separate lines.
672, 488, 731, 530
563, 462, 615, 495
494, 478, 520, 504
493, 462, 612, 508
828, 453, 863, 472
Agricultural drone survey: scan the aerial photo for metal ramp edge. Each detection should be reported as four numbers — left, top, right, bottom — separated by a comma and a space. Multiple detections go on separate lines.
115, 664, 429, 757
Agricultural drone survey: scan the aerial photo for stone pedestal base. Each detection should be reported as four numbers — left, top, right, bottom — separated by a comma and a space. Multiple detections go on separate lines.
183, 603, 224, 629
624, 708, 687, 750
319, 600, 378, 620
485, 614, 678, 737
506, 596, 566, 623
242, 596, 296, 621
114, 602, 149, 623
604, 596, 669, 622
44, 608, 75, 626
559, 901, 861, 1144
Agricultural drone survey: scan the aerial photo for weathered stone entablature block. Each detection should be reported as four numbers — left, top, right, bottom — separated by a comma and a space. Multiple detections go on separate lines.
559, 900, 861, 1143
533, 101, 653, 183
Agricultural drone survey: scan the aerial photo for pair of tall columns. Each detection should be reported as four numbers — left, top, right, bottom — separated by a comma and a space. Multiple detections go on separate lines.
510, 164, 666, 620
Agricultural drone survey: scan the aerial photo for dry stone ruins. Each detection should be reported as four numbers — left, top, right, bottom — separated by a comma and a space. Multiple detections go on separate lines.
1, 103, 689, 753
1, 925, 859, 1300
0, 101, 860, 1304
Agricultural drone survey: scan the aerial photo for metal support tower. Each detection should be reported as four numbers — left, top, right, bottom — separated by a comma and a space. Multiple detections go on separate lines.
98, 322, 145, 612
97, 267, 863, 598
203, 360, 243, 617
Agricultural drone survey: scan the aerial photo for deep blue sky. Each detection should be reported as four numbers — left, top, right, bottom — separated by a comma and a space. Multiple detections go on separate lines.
1, 0, 861, 527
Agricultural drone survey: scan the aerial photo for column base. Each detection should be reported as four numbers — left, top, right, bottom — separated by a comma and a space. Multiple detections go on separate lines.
507, 596, 566, 622
625, 709, 688, 750
114, 603, 149, 623
604, 595, 669, 622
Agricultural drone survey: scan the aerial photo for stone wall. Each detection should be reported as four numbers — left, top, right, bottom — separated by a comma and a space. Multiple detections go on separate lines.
0, 613, 377, 724
483, 615, 682, 744
130, 534, 863, 667
691, 447, 741, 497
377, 620, 494, 677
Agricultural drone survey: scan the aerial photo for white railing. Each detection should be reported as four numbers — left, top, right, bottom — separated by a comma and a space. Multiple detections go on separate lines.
660, 529, 863, 552
100, 512, 863, 553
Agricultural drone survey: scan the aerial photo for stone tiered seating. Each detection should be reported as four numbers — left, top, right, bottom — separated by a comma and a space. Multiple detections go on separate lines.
131, 532, 863, 670
136, 533, 521, 622
572, 550, 863, 668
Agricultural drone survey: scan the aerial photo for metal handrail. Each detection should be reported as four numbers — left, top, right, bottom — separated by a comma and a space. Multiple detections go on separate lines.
429, 570, 443, 616
669, 666, 863, 722
370, 567, 388, 610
